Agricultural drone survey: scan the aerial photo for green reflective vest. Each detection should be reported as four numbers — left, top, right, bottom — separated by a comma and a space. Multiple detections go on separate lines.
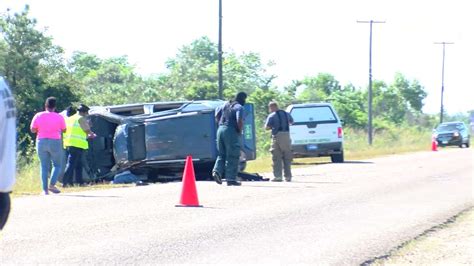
63, 114, 88, 149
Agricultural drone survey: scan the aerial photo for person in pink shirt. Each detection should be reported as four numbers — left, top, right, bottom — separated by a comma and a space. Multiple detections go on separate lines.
30, 97, 66, 195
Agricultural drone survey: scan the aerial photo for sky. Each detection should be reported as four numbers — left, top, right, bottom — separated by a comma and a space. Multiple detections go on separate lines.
1, 0, 472, 114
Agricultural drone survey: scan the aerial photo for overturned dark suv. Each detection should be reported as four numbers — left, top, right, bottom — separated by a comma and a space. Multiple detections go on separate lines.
434, 121, 470, 148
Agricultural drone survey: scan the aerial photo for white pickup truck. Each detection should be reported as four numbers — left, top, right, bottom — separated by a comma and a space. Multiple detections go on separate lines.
286, 103, 344, 163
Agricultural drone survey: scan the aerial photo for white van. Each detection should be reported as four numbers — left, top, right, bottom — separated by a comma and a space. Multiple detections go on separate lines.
286, 103, 344, 163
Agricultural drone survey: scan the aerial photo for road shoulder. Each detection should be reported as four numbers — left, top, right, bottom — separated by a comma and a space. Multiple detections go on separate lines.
367, 207, 473, 265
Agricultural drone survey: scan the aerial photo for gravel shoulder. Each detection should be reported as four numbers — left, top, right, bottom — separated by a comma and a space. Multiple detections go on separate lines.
370, 208, 474, 265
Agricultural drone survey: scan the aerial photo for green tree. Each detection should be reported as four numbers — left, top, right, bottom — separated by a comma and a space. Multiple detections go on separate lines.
392, 73, 427, 112
368, 74, 428, 128
68, 51, 102, 79
0, 6, 78, 150
248, 87, 283, 153
164, 37, 218, 100
298, 73, 340, 102
164, 36, 275, 101
248, 88, 282, 123
69, 53, 156, 105
279, 80, 300, 107
370, 80, 406, 125
330, 84, 367, 128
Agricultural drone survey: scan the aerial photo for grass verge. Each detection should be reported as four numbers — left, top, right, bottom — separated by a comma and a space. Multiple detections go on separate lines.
247, 127, 432, 173
12, 157, 132, 197
14, 127, 432, 196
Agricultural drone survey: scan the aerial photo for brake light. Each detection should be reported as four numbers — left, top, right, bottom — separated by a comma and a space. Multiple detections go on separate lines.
338, 127, 343, 138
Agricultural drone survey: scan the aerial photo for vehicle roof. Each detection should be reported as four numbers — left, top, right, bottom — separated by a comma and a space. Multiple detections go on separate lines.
91, 100, 225, 117
93, 100, 222, 111
288, 102, 334, 108
438, 121, 465, 125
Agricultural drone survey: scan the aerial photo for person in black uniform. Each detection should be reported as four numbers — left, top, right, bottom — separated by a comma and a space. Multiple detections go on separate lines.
212, 92, 247, 186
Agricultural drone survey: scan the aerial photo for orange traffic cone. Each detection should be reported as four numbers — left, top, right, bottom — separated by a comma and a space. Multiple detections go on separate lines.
176, 156, 202, 207
431, 137, 438, 151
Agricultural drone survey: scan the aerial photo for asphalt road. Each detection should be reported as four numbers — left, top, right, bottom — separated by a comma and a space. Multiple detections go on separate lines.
1, 149, 472, 265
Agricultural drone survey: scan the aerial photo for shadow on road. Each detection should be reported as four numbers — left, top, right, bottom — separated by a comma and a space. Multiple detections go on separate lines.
243, 184, 327, 189
200, 206, 225, 209
292, 162, 331, 166
293, 160, 373, 165
342, 161, 374, 164
290, 181, 343, 184
56, 194, 121, 198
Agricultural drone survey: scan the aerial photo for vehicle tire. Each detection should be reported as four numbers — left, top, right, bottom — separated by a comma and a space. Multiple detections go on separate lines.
466, 140, 470, 148
331, 151, 344, 163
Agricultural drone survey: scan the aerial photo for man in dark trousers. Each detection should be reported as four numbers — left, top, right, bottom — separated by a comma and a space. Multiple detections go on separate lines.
265, 101, 294, 182
62, 104, 95, 187
0, 77, 16, 230
212, 92, 247, 186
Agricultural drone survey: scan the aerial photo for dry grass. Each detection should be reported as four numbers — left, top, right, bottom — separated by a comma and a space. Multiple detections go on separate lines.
247, 127, 432, 173
12, 157, 132, 197
14, 127, 432, 196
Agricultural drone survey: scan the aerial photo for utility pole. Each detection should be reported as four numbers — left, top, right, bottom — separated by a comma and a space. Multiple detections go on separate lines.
218, 0, 223, 99
434, 42, 454, 124
357, 20, 385, 145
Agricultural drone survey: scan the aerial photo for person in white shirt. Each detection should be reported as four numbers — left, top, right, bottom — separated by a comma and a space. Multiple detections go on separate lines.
0, 77, 16, 230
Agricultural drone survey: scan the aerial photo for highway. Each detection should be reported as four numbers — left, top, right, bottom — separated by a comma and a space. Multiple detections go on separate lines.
0, 148, 472, 264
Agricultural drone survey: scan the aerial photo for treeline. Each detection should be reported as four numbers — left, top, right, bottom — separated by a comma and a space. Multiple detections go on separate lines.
0, 6, 450, 154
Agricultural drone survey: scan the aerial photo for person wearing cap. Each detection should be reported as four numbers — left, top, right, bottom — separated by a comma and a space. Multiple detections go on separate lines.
211, 92, 247, 186
265, 101, 294, 182
0, 77, 16, 229
30, 97, 66, 195
62, 104, 96, 187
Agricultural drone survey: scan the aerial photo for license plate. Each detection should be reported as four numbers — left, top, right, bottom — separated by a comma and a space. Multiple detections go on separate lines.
307, 144, 318, 151
442, 140, 448, 144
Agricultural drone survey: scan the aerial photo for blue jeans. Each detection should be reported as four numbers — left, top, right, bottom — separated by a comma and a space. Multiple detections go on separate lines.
63, 146, 85, 186
36, 139, 63, 191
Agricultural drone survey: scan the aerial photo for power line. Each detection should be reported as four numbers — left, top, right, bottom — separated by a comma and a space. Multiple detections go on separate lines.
433, 42, 454, 124
357, 20, 385, 145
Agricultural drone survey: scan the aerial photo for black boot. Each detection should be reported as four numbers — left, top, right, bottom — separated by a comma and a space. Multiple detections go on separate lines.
212, 171, 223, 185
227, 181, 241, 186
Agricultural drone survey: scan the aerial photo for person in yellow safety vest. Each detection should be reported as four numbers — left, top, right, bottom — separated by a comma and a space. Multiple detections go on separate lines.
62, 104, 96, 187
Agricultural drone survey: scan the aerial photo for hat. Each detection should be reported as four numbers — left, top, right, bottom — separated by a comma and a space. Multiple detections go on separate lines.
77, 104, 90, 113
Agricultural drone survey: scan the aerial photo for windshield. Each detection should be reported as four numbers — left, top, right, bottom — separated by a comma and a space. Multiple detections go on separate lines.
436, 124, 463, 132
290, 106, 337, 123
